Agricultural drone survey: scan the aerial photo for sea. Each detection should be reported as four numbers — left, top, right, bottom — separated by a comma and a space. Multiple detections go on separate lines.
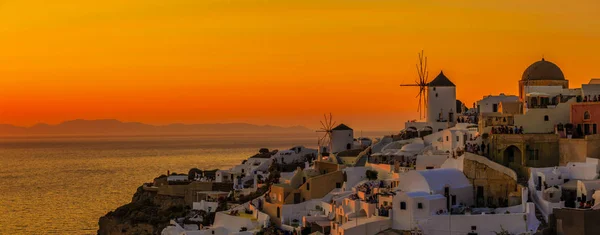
0, 132, 389, 234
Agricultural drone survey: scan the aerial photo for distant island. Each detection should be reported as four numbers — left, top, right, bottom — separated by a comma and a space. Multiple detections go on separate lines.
0, 119, 312, 136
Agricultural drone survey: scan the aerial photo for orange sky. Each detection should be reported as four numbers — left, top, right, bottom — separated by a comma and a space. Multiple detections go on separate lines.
1, 0, 600, 131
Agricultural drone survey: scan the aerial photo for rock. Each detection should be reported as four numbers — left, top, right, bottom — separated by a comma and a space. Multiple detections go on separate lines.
98, 186, 188, 235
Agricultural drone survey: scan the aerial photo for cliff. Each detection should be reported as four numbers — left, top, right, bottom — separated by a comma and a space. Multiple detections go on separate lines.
98, 186, 188, 235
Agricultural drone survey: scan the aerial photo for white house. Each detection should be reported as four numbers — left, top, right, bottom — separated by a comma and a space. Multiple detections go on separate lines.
476, 93, 519, 114
423, 123, 479, 153
167, 175, 189, 182
393, 169, 539, 235
272, 146, 318, 164
528, 158, 600, 221
396, 168, 473, 208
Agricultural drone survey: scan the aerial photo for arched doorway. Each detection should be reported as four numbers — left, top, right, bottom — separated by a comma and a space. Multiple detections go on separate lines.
503, 145, 522, 166
419, 126, 433, 137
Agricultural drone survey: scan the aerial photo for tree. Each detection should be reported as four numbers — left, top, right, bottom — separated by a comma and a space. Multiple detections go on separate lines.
365, 170, 378, 180
188, 168, 203, 180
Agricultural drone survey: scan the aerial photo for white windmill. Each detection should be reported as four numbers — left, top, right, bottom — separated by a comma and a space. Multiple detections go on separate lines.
316, 113, 336, 161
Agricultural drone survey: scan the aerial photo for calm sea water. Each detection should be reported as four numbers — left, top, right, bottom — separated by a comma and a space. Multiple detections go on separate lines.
0, 132, 390, 234
0, 133, 325, 234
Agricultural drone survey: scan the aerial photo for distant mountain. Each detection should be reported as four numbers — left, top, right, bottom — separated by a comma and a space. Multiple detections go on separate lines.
0, 119, 313, 136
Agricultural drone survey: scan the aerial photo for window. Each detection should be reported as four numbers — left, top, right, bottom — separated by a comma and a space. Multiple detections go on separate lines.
306, 182, 310, 190
584, 111, 591, 120
417, 203, 423, 209
594, 124, 598, 134
528, 148, 539, 161
446, 136, 449, 141
400, 202, 406, 210
471, 226, 477, 231
436, 93, 438, 97
277, 207, 281, 218
456, 136, 459, 142
544, 115, 549, 121
336, 182, 342, 188
384, 201, 388, 206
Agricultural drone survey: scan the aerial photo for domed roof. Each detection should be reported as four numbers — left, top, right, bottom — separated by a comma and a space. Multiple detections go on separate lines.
522, 58, 565, 81
400, 142, 425, 152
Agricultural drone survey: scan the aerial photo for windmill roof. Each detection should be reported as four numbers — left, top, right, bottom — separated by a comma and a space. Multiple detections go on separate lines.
428, 71, 455, 87
332, 124, 353, 131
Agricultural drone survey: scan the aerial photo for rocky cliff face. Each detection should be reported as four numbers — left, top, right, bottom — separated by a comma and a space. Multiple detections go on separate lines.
98, 186, 188, 235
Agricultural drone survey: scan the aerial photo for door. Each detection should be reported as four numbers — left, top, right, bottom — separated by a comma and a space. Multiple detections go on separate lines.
585, 124, 591, 135
445, 187, 450, 210
476, 186, 484, 207
294, 193, 301, 204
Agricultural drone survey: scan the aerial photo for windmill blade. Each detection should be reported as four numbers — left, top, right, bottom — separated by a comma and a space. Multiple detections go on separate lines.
319, 134, 327, 145
417, 92, 422, 112
416, 64, 423, 80
320, 120, 327, 130
330, 121, 337, 131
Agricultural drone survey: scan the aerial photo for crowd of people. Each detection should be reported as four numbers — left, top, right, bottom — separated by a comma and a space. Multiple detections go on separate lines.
398, 159, 416, 168
491, 125, 524, 134
457, 116, 478, 124
580, 94, 600, 103
465, 142, 487, 155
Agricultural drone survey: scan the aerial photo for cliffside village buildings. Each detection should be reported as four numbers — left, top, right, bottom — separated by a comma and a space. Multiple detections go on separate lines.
162, 59, 600, 235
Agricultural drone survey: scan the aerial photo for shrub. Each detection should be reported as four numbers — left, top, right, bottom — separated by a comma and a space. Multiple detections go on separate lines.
188, 168, 203, 180
365, 170, 378, 180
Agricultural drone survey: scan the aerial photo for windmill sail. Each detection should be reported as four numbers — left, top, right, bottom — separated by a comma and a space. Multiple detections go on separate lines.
316, 113, 335, 160
400, 50, 430, 120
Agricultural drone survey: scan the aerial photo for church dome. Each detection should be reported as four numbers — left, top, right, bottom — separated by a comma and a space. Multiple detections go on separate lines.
521, 58, 565, 81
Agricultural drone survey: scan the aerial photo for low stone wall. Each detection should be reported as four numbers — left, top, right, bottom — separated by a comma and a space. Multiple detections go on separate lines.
559, 134, 600, 166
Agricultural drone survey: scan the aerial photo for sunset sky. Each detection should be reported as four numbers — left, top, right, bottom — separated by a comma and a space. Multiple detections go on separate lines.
1, 0, 599, 130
